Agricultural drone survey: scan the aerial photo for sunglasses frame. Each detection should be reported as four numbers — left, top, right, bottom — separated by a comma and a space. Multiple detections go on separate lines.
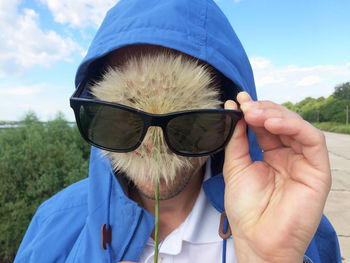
70, 80, 243, 157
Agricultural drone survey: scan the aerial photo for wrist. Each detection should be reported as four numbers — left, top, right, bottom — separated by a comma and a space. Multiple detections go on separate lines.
234, 239, 304, 263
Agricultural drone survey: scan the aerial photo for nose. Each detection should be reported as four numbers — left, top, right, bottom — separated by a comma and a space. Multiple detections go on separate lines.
143, 135, 153, 151
142, 127, 167, 154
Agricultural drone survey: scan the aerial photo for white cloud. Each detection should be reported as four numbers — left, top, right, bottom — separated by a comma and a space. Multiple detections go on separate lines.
40, 0, 119, 28
250, 57, 350, 103
0, 83, 74, 121
250, 57, 272, 70
0, 0, 82, 76
0, 85, 42, 96
296, 75, 321, 87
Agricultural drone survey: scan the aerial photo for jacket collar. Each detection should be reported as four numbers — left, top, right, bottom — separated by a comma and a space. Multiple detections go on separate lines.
87, 147, 154, 261
87, 147, 225, 261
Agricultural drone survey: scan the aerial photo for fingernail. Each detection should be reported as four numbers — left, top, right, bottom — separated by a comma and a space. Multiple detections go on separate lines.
238, 91, 252, 101
224, 100, 235, 110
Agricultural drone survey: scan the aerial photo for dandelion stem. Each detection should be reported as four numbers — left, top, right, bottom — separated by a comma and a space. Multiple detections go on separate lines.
154, 179, 159, 263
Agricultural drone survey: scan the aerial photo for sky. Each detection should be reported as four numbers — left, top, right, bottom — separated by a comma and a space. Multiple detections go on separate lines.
0, 0, 349, 121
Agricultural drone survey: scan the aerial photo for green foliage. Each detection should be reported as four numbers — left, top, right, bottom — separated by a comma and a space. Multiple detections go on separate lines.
282, 101, 296, 111
294, 96, 317, 110
334, 82, 350, 100
0, 112, 90, 262
317, 96, 349, 123
312, 122, 350, 134
282, 82, 350, 126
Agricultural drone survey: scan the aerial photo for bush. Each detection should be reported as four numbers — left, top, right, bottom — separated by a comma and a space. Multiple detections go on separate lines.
283, 87, 350, 125
312, 122, 350, 134
0, 112, 90, 262
318, 96, 350, 123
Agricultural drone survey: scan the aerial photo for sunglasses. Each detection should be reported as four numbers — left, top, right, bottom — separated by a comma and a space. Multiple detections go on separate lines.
70, 81, 243, 157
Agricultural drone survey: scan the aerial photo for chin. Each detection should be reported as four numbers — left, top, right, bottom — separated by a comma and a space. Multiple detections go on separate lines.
131, 161, 205, 200
103, 149, 193, 183
102, 148, 208, 200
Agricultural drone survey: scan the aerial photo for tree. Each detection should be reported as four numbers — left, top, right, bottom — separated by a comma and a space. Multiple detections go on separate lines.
318, 96, 350, 123
282, 82, 350, 124
0, 112, 90, 262
334, 82, 350, 100
282, 101, 296, 111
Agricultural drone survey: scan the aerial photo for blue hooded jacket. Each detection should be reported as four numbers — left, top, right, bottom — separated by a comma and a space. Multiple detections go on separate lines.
15, 0, 341, 262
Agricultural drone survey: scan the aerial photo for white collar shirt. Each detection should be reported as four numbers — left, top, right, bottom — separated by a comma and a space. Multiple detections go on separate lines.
138, 159, 237, 263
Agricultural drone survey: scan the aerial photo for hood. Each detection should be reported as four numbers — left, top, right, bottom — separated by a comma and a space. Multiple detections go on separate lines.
76, 0, 256, 96
73, 1, 262, 260
75, 0, 262, 164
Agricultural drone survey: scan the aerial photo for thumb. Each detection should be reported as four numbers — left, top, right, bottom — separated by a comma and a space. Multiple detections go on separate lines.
223, 100, 252, 179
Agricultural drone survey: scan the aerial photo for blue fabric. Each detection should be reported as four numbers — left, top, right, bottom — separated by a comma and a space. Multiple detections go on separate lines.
303, 255, 314, 263
203, 173, 226, 213
305, 216, 342, 263
15, 0, 341, 262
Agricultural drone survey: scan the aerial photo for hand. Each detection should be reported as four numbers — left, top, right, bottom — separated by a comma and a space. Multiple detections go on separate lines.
223, 92, 331, 263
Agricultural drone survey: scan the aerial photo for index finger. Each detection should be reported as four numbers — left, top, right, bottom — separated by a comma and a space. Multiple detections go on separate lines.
265, 117, 330, 173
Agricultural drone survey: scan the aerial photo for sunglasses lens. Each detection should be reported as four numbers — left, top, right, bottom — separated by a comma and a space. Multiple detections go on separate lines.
166, 112, 237, 155
78, 103, 144, 151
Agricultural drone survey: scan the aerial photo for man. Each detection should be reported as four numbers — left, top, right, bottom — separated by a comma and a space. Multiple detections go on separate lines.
15, 0, 341, 262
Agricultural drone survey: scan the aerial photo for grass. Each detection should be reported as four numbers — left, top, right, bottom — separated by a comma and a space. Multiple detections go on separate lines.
312, 122, 350, 134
